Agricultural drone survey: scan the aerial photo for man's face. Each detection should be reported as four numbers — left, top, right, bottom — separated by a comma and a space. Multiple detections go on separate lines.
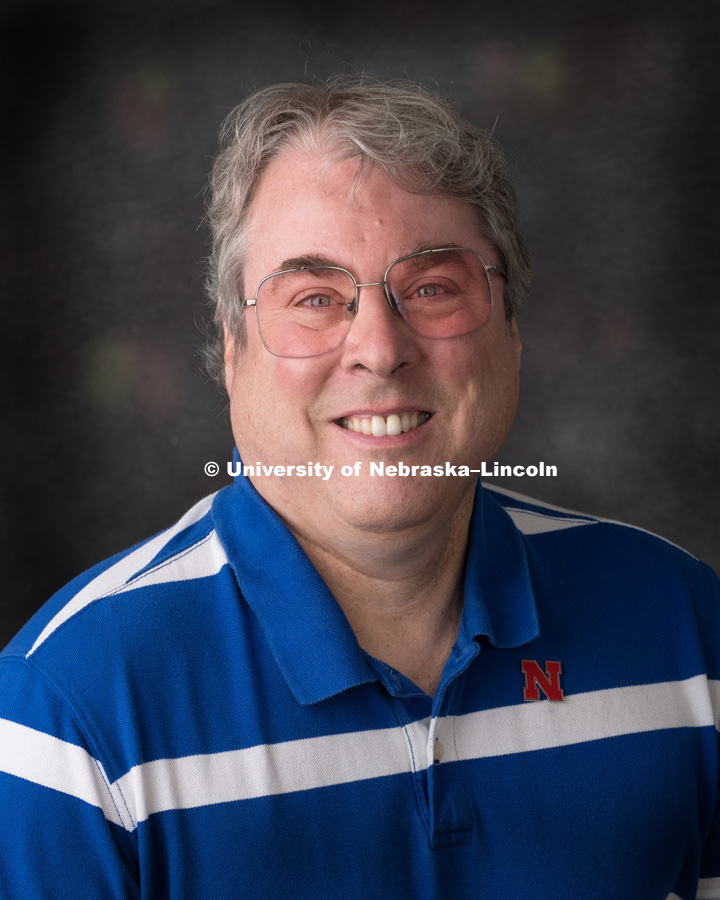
225, 147, 521, 542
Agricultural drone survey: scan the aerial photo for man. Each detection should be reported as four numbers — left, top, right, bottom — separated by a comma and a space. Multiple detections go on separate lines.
1, 77, 718, 899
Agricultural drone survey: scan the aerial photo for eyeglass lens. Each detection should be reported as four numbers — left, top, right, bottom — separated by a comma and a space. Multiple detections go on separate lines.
253, 249, 493, 358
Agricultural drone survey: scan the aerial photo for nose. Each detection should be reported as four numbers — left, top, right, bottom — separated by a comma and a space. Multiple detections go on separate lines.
340, 283, 420, 377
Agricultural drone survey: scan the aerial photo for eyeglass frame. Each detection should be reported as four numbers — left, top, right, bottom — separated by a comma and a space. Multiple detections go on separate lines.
241, 246, 507, 357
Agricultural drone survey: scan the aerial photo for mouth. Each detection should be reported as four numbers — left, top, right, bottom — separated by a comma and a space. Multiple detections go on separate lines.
336, 411, 432, 436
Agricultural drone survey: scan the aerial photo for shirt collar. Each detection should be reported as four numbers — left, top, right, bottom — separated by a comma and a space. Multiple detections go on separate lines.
213, 451, 375, 706
213, 451, 538, 705
462, 487, 539, 648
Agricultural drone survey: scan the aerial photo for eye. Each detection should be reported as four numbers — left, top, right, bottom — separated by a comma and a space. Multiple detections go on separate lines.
415, 283, 441, 298
297, 293, 337, 308
409, 281, 458, 301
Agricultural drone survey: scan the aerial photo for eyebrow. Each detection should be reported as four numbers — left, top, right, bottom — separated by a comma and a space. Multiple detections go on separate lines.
274, 254, 338, 272
273, 244, 466, 274
411, 242, 464, 255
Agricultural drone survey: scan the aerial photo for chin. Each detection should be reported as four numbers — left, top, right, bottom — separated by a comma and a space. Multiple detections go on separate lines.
330, 479, 465, 533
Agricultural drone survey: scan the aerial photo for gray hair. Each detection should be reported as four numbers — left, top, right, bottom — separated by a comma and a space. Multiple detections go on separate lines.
204, 76, 530, 385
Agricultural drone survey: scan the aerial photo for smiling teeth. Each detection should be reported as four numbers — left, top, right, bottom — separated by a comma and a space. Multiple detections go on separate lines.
341, 412, 430, 435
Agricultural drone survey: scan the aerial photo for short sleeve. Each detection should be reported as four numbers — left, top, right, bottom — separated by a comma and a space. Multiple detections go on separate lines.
0, 655, 138, 899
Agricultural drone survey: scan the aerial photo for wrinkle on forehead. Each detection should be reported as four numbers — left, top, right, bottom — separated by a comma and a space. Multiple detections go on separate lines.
244, 146, 488, 288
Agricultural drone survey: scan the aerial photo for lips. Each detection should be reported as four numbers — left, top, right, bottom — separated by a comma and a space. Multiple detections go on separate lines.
338, 412, 431, 436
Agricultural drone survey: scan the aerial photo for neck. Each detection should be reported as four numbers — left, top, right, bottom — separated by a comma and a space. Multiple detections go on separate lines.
291, 491, 475, 698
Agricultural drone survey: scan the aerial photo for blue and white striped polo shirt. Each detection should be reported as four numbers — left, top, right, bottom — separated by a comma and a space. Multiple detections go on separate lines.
1, 471, 718, 899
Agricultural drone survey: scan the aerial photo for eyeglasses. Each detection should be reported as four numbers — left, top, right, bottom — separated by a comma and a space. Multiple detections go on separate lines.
242, 247, 506, 359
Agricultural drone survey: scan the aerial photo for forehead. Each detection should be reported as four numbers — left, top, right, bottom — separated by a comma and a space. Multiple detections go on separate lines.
243, 148, 485, 279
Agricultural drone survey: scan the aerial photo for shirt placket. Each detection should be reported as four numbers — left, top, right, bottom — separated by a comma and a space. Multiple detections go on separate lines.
382, 645, 478, 851
425, 681, 474, 850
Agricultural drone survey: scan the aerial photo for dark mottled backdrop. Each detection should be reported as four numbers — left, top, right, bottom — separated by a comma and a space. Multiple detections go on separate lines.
2, 0, 719, 647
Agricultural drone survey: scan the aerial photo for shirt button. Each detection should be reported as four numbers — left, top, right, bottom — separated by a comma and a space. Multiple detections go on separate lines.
433, 739, 444, 763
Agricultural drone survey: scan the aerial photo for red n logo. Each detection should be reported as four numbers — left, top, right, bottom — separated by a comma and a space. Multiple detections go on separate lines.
521, 660, 564, 701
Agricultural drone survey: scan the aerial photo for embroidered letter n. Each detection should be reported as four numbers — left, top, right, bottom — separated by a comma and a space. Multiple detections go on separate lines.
521, 660, 564, 701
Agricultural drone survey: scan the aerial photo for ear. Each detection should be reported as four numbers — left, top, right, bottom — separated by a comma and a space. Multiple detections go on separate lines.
510, 318, 522, 368
223, 322, 237, 394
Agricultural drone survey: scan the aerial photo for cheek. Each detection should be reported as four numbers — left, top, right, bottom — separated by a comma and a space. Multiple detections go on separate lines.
441, 333, 520, 452
477, 338, 520, 415
440, 330, 519, 402
478, 341, 521, 443
265, 358, 337, 415
228, 348, 335, 456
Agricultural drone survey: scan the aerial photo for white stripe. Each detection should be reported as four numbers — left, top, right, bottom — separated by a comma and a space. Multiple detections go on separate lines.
666, 894, 683, 900
483, 483, 596, 516
486, 484, 697, 558
0, 718, 131, 830
113, 530, 227, 596
711, 679, 720, 730
454, 675, 718, 761
504, 507, 594, 535
5, 677, 717, 831
115, 676, 718, 827
28, 494, 217, 657
115, 722, 414, 829
403, 716, 432, 771
698, 877, 720, 899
